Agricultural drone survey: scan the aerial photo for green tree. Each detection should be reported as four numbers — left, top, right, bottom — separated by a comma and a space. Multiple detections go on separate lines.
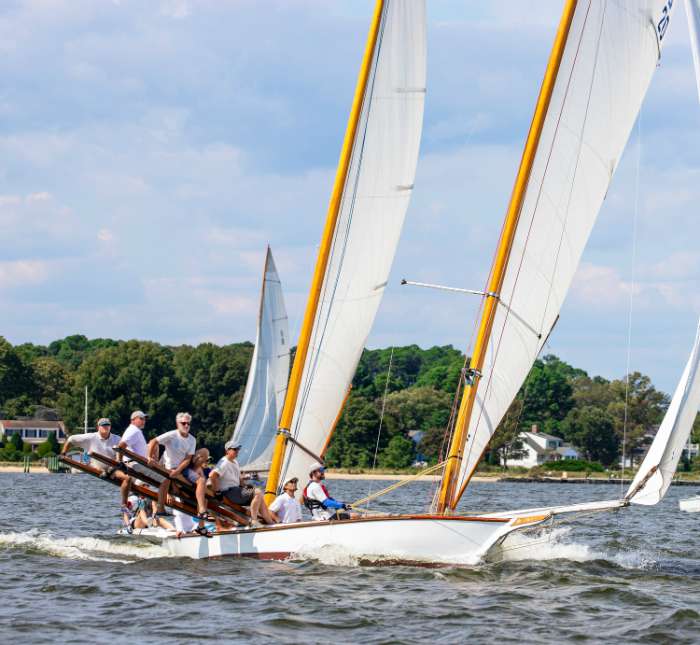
36, 431, 60, 457
382, 387, 452, 437
0, 337, 35, 405
172, 342, 253, 455
32, 357, 72, 410
519, 356, 575, 435
379, 434, 415, 469
325, 395, 382, 468
61, 341, 188, 436
561, 406, 619, 466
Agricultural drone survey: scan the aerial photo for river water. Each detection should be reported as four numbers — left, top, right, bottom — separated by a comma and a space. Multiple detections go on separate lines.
1, 472, 699, 644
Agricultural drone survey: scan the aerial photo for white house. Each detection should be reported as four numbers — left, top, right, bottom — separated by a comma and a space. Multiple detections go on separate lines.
505, 426, 579, 468
0, 420, 67, 452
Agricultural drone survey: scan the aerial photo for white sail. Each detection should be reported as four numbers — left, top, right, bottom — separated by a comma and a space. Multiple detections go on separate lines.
232, 247, 290, 471
279, 0, 426, 487
455, 1, 677, 499
686, 0, 700, 102
627, 320, 700, 505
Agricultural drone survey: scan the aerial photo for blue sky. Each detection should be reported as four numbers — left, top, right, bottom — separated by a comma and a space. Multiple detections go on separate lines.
1, 0, 699, 394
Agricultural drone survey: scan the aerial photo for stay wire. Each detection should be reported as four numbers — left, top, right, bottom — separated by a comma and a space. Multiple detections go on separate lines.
365, 346, 394, 512
621, 109, 642, 496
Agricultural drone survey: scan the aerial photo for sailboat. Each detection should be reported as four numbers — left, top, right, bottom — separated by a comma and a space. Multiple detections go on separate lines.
230, 246, 290, 474
161, 0, 697, 562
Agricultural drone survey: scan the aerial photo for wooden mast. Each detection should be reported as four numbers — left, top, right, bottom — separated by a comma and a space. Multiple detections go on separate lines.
265, 0, 385, 505
436, 0, 578, 514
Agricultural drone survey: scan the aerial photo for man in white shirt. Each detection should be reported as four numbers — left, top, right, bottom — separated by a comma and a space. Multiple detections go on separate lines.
209, 440, 275, 527
269, 477, 303, 524
62, 417, 121, 469
116, 410, 149, 511
62, 417, 133, 509
303, 462, 353, 521
147, 412, 198, 518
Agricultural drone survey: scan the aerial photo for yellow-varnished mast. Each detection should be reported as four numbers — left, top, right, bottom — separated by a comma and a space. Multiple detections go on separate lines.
436, 0, 578, 514
265, 0, 385, 505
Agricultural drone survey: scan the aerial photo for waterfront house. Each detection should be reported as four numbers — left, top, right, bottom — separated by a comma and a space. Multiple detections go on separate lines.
505, 425, 579, 468
0, 420, 67, 451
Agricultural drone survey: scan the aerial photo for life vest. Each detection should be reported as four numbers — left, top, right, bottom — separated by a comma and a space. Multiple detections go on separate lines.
302, 481, 331, 512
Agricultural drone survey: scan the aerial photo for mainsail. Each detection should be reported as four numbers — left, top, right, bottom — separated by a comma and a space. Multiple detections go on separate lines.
686, 0, 700, 102
268, 0, 427, 495
232, 247, 290, 471
627, 320, 700, 505
440, 0, 678, 510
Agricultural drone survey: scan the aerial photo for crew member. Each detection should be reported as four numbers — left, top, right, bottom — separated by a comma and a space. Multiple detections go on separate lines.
269, 477, 303, 524
147, 412, 197, 518
116, 410, 149, 511
303, 462, 353, 521
208, 440, 275, 527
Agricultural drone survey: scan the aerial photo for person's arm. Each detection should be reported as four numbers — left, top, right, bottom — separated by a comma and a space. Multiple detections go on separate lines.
171, 454, 192, 477
147, 437, 160, 463
60, 435, 74, 454
320, 497, 345, 510
208, 470, 221, 492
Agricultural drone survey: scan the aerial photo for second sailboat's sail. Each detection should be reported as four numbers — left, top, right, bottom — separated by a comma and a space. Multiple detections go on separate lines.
278, 0, 427, 489
450, 1, 677, 506
232, 247, 290, 471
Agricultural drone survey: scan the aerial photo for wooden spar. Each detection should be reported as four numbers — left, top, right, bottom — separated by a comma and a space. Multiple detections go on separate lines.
436, 0, 579, 513
59, 455, 200, 517
113, 446, 251, 524
90, 451, 248, 525
265, 0, 386, 505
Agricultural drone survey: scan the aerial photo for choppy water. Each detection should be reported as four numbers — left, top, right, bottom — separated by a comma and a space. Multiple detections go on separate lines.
1, 473, 699, 644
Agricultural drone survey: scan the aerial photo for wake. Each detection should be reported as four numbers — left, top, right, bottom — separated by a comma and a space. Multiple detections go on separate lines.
496, 526, 658, 570
0, 529, 170, 563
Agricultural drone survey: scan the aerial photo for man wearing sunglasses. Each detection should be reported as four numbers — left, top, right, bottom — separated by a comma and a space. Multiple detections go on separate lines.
148, 412, 197, 518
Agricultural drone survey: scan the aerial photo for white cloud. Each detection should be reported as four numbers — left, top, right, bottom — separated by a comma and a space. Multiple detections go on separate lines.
0, 260, 49, 289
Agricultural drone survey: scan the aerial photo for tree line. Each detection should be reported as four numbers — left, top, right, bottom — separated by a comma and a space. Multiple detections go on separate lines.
0, 334, 690, 469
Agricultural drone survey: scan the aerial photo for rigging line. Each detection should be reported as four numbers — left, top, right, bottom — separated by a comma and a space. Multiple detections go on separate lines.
621, 108, 643, 496
458, 1, 596, 492
280, 7, 388, 478
351, 460, 448, 508
366, 346, 395, 512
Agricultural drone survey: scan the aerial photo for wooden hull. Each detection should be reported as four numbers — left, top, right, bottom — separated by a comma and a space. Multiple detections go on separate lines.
163, 514, 542, 564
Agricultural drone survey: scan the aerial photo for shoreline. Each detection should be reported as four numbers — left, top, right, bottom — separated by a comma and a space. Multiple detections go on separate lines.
1, 465, 698, 487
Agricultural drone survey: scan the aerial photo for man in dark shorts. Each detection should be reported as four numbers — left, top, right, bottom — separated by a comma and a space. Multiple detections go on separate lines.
208, 440, 274, 527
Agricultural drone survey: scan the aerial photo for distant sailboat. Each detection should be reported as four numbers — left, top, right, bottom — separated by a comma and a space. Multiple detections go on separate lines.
230, 246, 290, 473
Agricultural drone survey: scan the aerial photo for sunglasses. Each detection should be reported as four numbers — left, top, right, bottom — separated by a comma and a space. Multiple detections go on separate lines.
180, 422, 191, 426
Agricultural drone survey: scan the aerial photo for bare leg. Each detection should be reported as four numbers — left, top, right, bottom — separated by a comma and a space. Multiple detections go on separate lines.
249, 494, 260, 523
157, 479, 170, 513
120, 475, 133, 506
255, 492, 275, 524
195, 477, 207, 514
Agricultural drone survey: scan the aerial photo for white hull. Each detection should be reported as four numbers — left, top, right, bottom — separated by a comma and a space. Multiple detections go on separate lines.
163, 514, 545, 564
679, 496, 700, 513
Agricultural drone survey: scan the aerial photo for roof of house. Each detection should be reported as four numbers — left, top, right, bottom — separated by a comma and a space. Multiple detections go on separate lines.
556, 445, 578, 456
0, 420, 65, 429
521, 430, 562, 442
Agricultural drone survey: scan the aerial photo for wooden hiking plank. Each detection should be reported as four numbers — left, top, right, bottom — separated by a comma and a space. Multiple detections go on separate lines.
115, 445, 252, 520
58, 455, 199, 517
90, 451, 246, 525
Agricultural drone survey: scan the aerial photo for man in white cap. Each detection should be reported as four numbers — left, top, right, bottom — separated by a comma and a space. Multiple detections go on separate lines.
119, 410, 148, 458
208, 440, 275, 527
269, 477, 302, 524
61, 417, 121, 471
303, 462, 353, 521
116, 410, 149, 512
